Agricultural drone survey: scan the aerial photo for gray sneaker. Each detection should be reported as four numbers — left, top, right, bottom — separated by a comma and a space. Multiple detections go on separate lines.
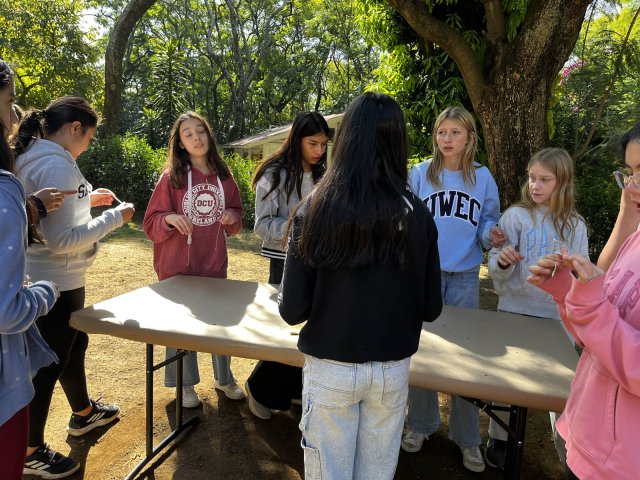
181, 385, 201, 408
401, 429, 428, 453
461, 445, 486, 472
214, 379, 245, 400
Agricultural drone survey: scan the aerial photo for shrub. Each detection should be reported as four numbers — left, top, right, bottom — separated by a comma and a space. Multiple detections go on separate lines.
225, 152, 258, 227
574, 151, 621, 261
78, 135, 165, 212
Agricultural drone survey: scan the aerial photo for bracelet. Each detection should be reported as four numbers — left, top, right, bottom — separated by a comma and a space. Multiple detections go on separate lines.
29, 195, 48, 219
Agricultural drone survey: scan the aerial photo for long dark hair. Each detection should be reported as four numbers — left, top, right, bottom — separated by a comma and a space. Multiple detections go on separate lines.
621, 121, 640, 155
13, 96, 98, 157
252, 112, 329, 201
166, 111, 231, 189
0, 59, 12, 91
0, 124, 43, 244
0, 120, 13, 172
296, 92, 410, 269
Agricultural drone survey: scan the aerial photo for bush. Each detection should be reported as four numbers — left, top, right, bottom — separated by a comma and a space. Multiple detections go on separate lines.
225, 152, 258, 227
574, 151, 621, 261
78, 135, 165, 212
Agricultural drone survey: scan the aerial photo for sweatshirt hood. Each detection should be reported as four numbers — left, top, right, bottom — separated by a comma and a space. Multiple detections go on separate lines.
15, 139, 74, 173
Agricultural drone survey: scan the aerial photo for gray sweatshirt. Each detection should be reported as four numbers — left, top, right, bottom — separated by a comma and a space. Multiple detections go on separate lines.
15, 139, 123, 291
254, 168, 314, 259
488, 205, 589, 321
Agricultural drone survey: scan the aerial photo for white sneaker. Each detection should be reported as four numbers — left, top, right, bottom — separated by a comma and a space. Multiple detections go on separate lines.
401, 429, 428, 453
214, 379, 245, 400
461, 445, 486, 472
181, 385, 201, 408
244, 381, 272, 420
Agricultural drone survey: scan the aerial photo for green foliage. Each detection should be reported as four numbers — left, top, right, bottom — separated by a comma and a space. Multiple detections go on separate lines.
551, 2, 640, 257
225, 152, 258, 227
574, 147, 622, 260
78, 135, 165, 212
96, 0, 378, 143
361, 0, 480, 157
0, 0, 102, 108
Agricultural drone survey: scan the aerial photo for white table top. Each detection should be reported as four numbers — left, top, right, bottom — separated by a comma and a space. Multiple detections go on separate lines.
70, 275, 577, 412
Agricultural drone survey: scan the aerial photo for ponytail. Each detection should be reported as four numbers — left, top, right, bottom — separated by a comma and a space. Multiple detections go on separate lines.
13, 96, 98, 157
13, 110, 45, 157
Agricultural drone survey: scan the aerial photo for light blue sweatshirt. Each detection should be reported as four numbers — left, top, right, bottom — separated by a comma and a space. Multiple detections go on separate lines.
409, 160, 500, 272
0, 170, 58, 426
488, 205, 589, 321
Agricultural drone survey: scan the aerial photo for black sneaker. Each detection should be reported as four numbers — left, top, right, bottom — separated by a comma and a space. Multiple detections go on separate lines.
66, 399, 119, 436
484, 438, 507, 470
23, 444, 80, 479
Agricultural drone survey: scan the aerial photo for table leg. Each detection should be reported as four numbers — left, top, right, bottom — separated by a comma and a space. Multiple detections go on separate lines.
124, 344, 201, 480
461, 397, 527, 479
503, 405, 527, 480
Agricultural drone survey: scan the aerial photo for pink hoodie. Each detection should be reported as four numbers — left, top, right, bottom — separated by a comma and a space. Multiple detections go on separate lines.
538, 230, 640, 479
143, 169, 242, 281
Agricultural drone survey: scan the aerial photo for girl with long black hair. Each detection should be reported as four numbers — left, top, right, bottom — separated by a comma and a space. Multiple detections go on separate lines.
278, 92, 442, 479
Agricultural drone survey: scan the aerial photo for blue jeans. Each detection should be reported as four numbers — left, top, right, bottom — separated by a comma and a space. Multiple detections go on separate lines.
406, 269, 482, 447
164, 348, 233, 387
299, 355, 410, 480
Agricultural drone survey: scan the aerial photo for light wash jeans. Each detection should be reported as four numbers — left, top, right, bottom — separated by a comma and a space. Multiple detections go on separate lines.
299, 355, 410, 480
164, 348, 233, 387
406, 269, 482, 447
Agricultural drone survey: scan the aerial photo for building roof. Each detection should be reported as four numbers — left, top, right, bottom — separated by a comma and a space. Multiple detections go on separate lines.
225, 113, 344, 149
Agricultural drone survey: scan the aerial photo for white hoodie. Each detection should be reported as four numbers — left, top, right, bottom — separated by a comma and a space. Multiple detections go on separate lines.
15, 139, 123, 291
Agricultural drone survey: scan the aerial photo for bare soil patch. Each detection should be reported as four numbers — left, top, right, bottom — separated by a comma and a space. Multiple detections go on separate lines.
25, 223, 565, 479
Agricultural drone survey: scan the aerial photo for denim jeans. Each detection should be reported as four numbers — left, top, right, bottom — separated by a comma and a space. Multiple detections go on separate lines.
406, 269, 482, 447
299, 355, 410, 480
164, 348, 233, 387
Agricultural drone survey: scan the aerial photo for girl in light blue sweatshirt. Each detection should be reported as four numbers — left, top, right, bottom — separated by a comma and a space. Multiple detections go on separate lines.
0, 133, 58, 480
403, 106, 506, 473
485, 148, 588, 471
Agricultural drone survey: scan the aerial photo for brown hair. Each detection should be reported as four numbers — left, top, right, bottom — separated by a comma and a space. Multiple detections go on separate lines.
166, 111, 231, 189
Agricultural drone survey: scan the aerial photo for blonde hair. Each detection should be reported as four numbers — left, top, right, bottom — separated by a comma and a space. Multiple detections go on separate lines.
427, 106, 478, 188
519, 148, 582, 243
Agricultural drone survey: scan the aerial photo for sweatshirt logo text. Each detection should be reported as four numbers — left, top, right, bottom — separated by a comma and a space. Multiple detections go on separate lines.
604, 268, 640, 320
182, 184, 224, 226
423, 190, 481, 227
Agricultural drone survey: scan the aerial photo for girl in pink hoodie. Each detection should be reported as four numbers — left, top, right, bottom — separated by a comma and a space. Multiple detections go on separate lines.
528, 122, 640, 479
144, 112, 244, 408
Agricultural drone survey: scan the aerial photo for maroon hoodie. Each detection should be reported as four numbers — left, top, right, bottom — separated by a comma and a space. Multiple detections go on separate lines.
144, 169, 242, 280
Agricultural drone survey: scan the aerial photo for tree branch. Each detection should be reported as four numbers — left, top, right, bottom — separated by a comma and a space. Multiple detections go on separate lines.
483, 0, 506, 44
385, 0, 486, 108
573, 5, 640, 160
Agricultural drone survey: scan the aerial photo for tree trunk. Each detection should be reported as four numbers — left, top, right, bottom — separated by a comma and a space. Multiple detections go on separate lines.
102, 0, 157, 137
385, 0, 593, 207
477, 65, 553, 209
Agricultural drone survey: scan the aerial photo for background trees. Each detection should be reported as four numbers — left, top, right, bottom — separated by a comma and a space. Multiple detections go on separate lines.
3, 0, 640, 253
96, 0, 377, 143
0, 0, 102, 108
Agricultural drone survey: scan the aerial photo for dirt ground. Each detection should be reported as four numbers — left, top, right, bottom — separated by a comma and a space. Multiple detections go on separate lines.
24, 227, 567, 480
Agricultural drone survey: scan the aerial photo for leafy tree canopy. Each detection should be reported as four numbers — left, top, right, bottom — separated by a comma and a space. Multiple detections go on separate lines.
0, 0, 102, 109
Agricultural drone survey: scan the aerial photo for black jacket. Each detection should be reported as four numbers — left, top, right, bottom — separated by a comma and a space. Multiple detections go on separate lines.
278, 192, 442, 363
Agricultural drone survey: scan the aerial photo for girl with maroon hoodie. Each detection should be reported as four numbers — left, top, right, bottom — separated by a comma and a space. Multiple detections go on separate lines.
144, 112, 244, 407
